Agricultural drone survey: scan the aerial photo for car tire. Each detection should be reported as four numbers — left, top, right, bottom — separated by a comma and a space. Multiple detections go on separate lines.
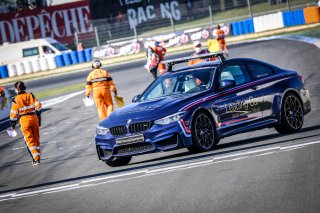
188, 111, 218, 153
275, 92, 304, 134
105, 156, 132, 167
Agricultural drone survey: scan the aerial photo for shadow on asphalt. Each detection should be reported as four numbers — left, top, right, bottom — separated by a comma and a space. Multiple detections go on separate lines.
1, 124, 320, 194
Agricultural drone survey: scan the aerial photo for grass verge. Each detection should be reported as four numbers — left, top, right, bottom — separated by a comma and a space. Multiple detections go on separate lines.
33, 83, 84, 99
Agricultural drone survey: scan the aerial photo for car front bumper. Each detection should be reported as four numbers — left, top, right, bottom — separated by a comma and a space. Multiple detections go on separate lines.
95, 121, 192, 160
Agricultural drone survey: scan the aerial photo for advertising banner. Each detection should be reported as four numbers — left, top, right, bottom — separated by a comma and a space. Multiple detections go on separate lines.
92, 24, 230, 60
0, 0, 93, 45
92, 39, 144, 59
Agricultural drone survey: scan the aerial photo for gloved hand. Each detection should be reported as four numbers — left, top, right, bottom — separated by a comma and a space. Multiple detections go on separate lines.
114, 90, 118, 96
11, 120, 17, 129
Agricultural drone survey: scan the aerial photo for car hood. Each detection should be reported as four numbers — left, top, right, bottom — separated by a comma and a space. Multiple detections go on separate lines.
100, 94, 202, 127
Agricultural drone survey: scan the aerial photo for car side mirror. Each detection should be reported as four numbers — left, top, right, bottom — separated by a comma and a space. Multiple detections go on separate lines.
219, 80, 236, 90
132, 94, 141, 103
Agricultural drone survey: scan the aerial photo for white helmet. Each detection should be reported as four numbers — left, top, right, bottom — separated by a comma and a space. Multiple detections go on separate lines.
92, 60, 102, 68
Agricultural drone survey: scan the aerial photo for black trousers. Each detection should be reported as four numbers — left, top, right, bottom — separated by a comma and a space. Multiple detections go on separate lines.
150, 68, 158, 79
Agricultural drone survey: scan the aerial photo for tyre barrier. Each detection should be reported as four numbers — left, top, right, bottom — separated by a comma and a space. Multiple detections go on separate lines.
62, 52, 72, 66
39, 57, 49, 71
283, 9, 306, 27
304, 6, 320, 24
78, 50, 86, 63
0, 65, 9, 79
253, 12, 284, 33
31, 58, 41, 73
47, 56, 57, 70
70, 51, 79, 64
23, 60, 33, 74
7, 64, 17, 77
15, 62, 25, 76
55, 54, 65, 67
85, 48, 92, 62
231, 19, 254, 36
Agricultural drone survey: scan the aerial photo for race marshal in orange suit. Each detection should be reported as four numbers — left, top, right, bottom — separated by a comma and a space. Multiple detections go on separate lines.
10, 81, 42, 165
86, 60, 117, 121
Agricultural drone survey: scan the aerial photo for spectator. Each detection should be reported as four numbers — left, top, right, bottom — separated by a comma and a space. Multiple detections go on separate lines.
116, 11, 124, 23
77, 42, 84, 51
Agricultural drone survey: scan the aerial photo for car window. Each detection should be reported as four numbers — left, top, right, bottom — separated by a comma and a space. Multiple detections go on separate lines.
141, 68, 214, 101
42, 46, 55, 54
23, 47, 39, 57
247, 62, 274, 79
51, 42, 69, 51
219, 64, 250, 85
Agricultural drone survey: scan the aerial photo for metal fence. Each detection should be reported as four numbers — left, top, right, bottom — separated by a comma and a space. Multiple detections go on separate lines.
71, 0, 316, 49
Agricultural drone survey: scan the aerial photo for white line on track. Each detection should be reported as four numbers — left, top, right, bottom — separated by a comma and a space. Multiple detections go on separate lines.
11, 184, 79, 198
280, 140, 320, 150
81, 170, 147, 184
213, 146, 279, 160
2, 138, 320, 202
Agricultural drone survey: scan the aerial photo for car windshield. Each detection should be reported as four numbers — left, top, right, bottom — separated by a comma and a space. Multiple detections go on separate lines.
50, 42, 69, 51
140, 68, 215, 101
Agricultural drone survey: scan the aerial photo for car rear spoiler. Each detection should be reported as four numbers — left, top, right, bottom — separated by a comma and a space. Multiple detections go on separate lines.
162, 51, 227, 72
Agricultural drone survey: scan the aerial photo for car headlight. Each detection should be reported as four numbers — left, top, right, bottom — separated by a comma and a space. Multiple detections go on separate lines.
154, 111, 186, 126
96, 125, 110, 135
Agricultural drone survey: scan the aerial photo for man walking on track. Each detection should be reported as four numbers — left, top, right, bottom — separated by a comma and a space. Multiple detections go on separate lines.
215, 25, 228, 52
10, 81, 42, 165
86, 60, 118, 121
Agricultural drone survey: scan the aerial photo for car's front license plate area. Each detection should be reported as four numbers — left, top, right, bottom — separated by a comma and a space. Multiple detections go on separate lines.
116, 134, 145, 145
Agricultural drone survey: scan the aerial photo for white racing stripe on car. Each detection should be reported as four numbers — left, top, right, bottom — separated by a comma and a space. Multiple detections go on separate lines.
1, 139, 320, 202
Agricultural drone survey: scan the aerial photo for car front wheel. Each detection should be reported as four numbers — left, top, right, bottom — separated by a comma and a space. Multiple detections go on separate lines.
105, 156, 132, 167
188, 112, 218, 153
275, 92, 304, 134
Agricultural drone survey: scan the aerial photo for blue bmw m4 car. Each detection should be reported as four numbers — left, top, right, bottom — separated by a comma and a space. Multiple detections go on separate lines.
95, 53, 311, 166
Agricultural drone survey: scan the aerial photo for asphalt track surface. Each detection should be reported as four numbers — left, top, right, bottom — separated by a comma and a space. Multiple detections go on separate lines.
0, 39, 320, 213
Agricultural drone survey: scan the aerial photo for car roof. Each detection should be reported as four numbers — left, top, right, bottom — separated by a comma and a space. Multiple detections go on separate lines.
166, 57, 278, 75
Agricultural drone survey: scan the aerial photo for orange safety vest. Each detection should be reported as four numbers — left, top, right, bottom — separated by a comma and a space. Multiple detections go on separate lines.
10, 92, 42, 122
153, 46, 166, 61
86, 68, 116, 97
216, 29, 225, 42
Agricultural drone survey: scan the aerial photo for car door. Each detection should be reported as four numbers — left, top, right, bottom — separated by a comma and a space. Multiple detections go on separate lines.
212, 61, 264, 129
245, 61, 275, 118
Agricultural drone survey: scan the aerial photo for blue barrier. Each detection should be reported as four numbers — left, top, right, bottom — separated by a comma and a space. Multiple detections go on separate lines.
231, 19, 255, 36
70, 51, 79, 64
78, 50, 86, 63
0, 65, 9, 78
248, 19, 254, 33
238, 21, 245, 35
62, 52, 72, 66
55, 55, 65, 67
84, 48, 92, 62
283, 9, 306, 27
243, 20, 250, 34
231, 22, 239, 36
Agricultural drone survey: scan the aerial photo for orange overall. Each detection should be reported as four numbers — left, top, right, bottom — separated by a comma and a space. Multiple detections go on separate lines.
215, 29, 227, 51
10, 93, 42, 162
0, 85, 6, 110
153, 46, 167, 75
86, 68, 117, 121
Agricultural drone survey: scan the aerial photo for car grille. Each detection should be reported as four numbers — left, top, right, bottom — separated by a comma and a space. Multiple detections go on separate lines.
129, 122, 153, 134
110, 126, 127, 136
114, 142, 154, 155
110, 122, 153, 136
